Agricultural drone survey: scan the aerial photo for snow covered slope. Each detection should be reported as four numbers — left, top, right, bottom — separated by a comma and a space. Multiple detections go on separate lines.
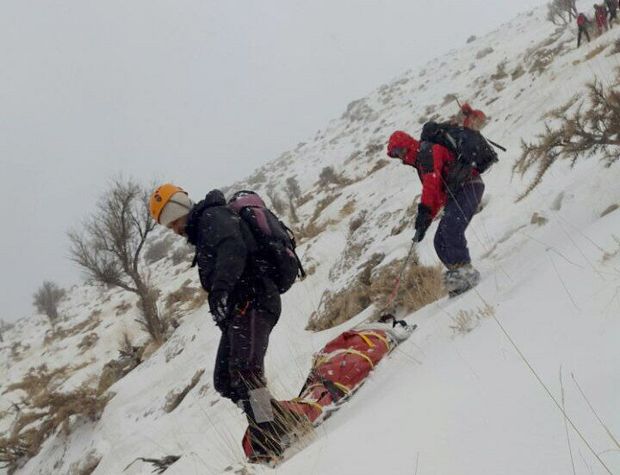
2, 2, 619, 474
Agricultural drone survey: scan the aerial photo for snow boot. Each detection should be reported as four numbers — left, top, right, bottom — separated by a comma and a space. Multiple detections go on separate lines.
444, 263, 480, 297
246, 402, 312, 464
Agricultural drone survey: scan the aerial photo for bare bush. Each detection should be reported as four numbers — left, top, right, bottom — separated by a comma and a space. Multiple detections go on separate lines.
450, 305, 495, 336
475, 47, 494, 60
514, 80, 620, 200
546, 0, 577, 25
33, 281, 65, 327
318, 166, 341, 186
68, 177, 166, 342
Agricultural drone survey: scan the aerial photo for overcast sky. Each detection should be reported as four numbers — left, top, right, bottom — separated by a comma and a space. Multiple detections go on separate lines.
0, 0, 548, 322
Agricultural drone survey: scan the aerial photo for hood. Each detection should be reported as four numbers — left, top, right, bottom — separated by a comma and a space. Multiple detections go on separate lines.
387, 131, 420, 166
185, 189, 227, 245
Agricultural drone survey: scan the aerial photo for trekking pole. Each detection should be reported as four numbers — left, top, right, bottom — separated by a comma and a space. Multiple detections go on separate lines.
381, 240, 417, 320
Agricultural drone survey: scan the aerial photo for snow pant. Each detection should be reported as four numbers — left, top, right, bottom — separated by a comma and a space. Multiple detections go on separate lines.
213, 297, 284, 456
578, 26, 591, 46
434, 178, 485, 268
213, 303, 279, 405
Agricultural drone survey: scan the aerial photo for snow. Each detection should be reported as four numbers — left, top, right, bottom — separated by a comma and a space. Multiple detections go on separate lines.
1, 1, 619, 474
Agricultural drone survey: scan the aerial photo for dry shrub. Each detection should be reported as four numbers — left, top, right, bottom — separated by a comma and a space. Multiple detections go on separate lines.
511, 64, 525, 81
530, 212, 548, 226
585, 45, 607, 61
349, 210, 367, 235
4, 364, 69, 399
602, 235, 620, 262
450, 305, 495, 336
475, 47, 494, 59
165, 285, 197, 309
369, 159, 390, 174
115, 300, 132, 316
9, 342, 30, 361
369, 258, 445, 314
310, 194, 339, 223
339, 200, 356, 217
164, 369, 205, 413
68, 450, 101, 475
491, 61, 508, 81
306, 282, 371, 331
77, 333, 99, 353
514, 79, 620, 200
0, 368, 110, 474
601, 204, 619, 217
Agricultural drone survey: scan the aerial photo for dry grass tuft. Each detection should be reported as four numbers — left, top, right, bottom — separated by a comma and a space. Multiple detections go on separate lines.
0, 368, 110, 474
164, 369, 205, 413
307, 252, 444, 331
449, 305, 495, 336
306, 282, 371, 331
77, 333, 99, 353
369, 258, 445, 315
585, 45, 607, 61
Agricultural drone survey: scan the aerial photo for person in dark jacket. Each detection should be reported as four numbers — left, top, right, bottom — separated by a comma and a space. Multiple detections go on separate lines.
605, 0, 617, 24
577, 13, 592, 46
387, 131, 484, 296
149, 184, 300, 461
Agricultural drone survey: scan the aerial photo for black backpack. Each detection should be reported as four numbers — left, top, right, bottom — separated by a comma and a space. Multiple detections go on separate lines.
228, 191, 305, 294
421, 121, 499, 174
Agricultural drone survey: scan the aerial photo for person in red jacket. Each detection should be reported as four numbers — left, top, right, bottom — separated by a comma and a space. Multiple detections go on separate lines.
595, 4, 609, 33
459, 103, 487, 131
387, 130, 484, 296
577, 13, 592, 46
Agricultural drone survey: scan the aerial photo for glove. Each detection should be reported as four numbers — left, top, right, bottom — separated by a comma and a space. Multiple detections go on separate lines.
208, 290, 230, 325
413, 204, 433, 242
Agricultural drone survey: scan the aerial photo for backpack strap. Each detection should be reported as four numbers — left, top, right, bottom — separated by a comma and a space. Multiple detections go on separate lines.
281, 221, 307, 279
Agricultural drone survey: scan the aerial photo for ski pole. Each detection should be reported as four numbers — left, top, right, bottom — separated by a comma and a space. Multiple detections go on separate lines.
382, 241, 417, 316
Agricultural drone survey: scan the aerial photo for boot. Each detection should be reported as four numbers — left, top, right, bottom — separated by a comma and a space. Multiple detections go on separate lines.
444, 263, 480, 297
244, 398, 312, 464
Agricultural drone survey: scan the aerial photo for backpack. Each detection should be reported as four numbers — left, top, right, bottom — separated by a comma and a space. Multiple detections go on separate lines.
420, 121, 499, 174
228, 190, 305, 294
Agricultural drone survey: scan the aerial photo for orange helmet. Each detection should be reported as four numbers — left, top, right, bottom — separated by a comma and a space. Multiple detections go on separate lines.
149, 183, 187, 224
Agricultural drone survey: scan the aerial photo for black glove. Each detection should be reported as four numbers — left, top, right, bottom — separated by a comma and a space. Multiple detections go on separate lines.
413, 204, 433, 242
208, 289, 230, 325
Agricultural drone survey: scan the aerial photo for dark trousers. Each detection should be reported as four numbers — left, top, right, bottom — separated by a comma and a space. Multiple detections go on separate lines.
434, 179, 485, 268
578, 26, 591, 46
213, 304, 279, 406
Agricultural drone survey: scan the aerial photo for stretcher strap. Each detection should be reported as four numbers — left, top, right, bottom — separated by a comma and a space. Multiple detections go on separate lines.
315, 348, 375, 369
358, 331, 390, 351
291, 398, 324, 412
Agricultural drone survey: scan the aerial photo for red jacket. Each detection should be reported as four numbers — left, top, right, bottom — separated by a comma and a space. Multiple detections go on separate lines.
577, 13, 587, 26
387, 130, 455, 218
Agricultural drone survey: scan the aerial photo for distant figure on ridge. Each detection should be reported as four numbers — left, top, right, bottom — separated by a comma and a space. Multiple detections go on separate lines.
149, 184, 306, 463
594, 4, 609, 33
577, 13, 592, 46
604, 0, 617, 24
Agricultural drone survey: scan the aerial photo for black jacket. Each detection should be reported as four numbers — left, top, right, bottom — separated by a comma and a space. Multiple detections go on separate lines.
185, 190, 281, 317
